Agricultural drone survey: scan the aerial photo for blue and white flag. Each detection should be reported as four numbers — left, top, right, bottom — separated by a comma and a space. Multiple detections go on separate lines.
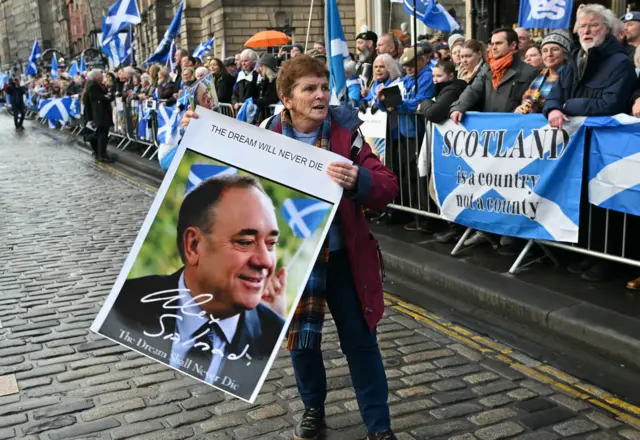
403, 0, 460, 32
50, 53, 59, 80
69, 61, 79, 77
518, 0, 572, 29
0, 72, 8, 89
69, 97, 81, 119
156, 104, 181, 145
432, 113, 587, 242
25, 40, 41, 77
326, 0, 349, 104
282, 198, 331, 239
123, 26, 135, 66
79, 54, 87, 74
587, 114, 640, 216
167, 39, 178, 74
39, 97, 73, 126
193, 37, 215, 59
145, 0, 183, 65
101, 0, 141, 46
186, 164, 237, 194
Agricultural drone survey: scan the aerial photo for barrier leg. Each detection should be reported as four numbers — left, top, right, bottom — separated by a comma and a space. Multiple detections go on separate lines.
121, 139, 132, 151
538, 242, 560, 267
508, 240, 535, 274
116, 137, 127, 149
141, 144, 155, 158
451, 227, 474, 256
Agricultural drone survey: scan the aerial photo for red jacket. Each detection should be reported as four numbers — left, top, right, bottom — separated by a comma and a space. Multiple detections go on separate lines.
269, 107, 399, 330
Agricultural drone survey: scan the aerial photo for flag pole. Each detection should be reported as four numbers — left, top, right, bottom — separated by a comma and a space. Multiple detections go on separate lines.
304, 0, 315, 51
413, 0, 419, 96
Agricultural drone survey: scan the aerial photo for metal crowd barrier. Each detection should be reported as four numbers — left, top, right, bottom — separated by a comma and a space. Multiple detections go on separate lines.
384, 111, 640, 274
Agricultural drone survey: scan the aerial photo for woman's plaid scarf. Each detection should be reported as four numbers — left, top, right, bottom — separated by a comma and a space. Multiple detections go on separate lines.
281, 109, 331, 351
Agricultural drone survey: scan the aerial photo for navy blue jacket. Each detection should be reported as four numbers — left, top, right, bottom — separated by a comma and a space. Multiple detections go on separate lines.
543, 35, 637, 117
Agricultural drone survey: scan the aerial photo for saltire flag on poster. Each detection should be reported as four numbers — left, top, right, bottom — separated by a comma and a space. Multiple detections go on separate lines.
25, 40, 41, 76
145, 0, 183, 65
156, 104, 181, 145
432, 113, 587, 242
281, 198, 331, 239
402, 0, 460, 32
101, 0, 141, 46
39, 97, 73, 126
185, 164, 238, 194
326, 0, 349, 104
587, 114, 640, 216
518, 0, 572, 29
137, 104, 152, 141
50, 53, 59, 80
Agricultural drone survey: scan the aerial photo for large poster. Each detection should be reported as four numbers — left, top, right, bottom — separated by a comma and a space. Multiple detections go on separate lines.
91, 107, 346, 402
432, 113, 586, 243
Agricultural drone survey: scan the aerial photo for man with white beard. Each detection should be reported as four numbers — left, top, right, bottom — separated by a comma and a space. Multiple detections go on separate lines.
544, 4, 635, 127
355, 31, 378, 84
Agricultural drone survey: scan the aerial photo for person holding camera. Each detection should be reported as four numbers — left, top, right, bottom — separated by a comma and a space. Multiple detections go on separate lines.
6, 78, 27, 131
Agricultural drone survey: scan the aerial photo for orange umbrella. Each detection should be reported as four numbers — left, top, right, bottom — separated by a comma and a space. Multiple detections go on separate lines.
245, 30, 292, 48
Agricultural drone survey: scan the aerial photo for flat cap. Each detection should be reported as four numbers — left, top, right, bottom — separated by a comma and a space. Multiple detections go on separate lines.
399, 47, 424, 65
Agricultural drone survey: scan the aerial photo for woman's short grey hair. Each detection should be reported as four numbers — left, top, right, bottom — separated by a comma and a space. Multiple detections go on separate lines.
195, 66, 209, 78
344, 60, 357, 77
141, 73, 151, 84
87, 69, 102, 81
576, 4, 617, 34
240, 48, 258, 62
374, 54, 403, 81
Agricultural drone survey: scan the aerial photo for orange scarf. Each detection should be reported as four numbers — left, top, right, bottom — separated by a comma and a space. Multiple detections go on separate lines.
488, 51, 516, 90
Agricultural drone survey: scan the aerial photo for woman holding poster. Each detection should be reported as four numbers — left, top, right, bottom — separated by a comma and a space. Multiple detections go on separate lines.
182, 55, 399, 440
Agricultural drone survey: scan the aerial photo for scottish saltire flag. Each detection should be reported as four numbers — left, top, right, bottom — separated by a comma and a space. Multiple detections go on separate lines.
193, 38, 214, 59
50, 53, 59, 80
185, 164, 238, 194
403, 0, 460, 32
167, 40, 178, 74
156, 104, 181, 145
25, 40, 41, 76
282, 198, 331, 239
101, 0, 141, 45
326, 0, 349, 104
69, 98, 81, 119
432, 113, 587, 242
137, 105, 152, 140
69, 61, 79, 77
518, 0, 572, 29
0, 72, 8, 89
39, 97, 73, 126
123, 26, 135, 66
587, 115, 640, 216
145, 0, 183, 65
79, 55, 87, 74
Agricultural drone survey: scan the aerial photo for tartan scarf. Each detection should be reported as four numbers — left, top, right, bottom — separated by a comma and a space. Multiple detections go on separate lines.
281, 109, 331, 351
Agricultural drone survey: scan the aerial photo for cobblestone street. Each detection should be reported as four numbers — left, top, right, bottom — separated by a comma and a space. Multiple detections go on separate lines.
1, 117, 640, 440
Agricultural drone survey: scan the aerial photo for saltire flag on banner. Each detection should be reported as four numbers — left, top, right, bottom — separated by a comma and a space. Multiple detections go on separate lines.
156, 104, 181, 145
402, 0, 460, 32
50, 53, 59, 80
282, 198, 331, 239
145, 0, 183, 65
185, 164, 238, 194
587, 114, 640, 216
69, 61, 79, 77
69, 98, 81, 119
25, 40, 41, 77
39, 97, 73, 126
326, 0, 349, 104
79, 54, 87, 74
518, 0, 572, 29
432, 113, 587, 242
101, 0, 141, 46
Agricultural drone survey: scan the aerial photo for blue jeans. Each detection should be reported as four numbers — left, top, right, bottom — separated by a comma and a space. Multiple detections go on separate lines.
290, 250, 390, 434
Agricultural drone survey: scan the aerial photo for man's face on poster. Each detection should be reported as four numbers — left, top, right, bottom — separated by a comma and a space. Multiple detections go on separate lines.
185, 186, 279, 316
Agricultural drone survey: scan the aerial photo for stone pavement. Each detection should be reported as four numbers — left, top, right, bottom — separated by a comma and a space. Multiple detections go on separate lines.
1, 117, 640, 440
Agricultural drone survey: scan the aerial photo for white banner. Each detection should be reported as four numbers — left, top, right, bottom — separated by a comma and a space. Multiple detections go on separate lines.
92, 107, 346, 402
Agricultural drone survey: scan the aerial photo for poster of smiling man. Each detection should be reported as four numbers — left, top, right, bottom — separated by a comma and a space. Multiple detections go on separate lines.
91, 107, 346, 402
